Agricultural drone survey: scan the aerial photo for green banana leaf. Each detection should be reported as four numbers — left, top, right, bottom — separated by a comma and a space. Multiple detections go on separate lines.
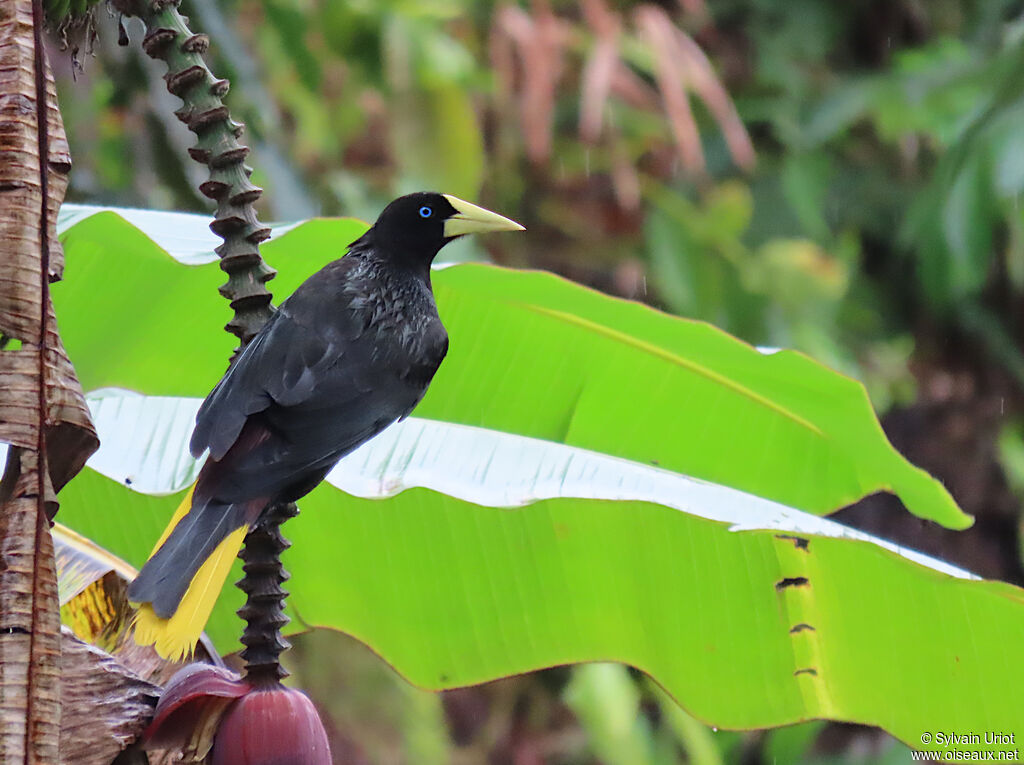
47, 205, 1023, 749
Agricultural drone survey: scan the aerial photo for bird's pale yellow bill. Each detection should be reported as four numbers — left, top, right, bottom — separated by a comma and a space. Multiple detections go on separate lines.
443, 195, 525, 238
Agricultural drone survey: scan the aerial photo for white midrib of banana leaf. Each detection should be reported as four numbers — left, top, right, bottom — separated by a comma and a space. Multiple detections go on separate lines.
78, 388, 974, 580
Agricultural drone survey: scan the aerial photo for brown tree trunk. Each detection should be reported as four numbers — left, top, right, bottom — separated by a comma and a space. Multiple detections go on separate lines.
0, 1, 103, 762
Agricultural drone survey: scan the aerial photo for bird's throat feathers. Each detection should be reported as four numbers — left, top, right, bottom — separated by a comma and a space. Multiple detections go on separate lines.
347, 227, 437, 285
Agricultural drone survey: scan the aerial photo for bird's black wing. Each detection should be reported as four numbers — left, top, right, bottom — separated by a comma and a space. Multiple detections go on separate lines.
189, 256, 372, 459
189, 304, 342, 461
188, 257, 447, 506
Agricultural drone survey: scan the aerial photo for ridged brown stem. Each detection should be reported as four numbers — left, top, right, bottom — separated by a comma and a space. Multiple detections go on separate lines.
236, 502, 297, 688
112, 0, 276, 345
114, 0, 293, 684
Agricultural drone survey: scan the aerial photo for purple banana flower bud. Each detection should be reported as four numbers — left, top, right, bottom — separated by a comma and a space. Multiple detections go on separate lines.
142, 663, 330, 764
211, 683, 331, 765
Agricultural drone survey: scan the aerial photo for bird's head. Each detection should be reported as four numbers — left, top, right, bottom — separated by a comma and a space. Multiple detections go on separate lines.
364, 192, 524, 268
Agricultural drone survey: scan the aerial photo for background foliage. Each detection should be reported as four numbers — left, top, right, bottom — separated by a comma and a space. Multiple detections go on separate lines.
49, 0, 1024, 762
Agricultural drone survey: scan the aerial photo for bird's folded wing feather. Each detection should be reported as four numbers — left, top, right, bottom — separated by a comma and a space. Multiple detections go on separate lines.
189, 302, 347, 461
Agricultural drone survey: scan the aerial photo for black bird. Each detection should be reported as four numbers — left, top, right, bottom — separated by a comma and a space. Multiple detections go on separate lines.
130, 192, 523, 658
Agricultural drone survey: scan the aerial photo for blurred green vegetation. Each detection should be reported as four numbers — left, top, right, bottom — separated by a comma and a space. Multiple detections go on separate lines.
51, 0, 1024, 762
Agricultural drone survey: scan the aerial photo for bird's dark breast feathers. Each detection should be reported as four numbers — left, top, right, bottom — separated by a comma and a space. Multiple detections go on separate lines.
190, 253, 447, 506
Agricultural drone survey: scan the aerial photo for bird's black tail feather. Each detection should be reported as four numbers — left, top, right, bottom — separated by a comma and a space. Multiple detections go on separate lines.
128, 494, 252, 619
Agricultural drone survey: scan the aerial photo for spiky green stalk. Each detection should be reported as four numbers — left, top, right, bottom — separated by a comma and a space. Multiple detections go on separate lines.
114, 0, 294, 687
112, 0, 275, 345
236, 503, 298, 688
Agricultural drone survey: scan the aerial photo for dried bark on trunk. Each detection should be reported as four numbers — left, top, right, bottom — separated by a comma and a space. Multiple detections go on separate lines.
58, 629, 160, 765
53, 524, 221, 765
0, 1, 98, 762
0, 3, 253, 762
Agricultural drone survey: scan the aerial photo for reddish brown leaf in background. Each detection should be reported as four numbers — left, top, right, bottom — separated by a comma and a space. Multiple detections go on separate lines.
635, 5, 705, 177
489, 14, 516, 110
495, 0, 751, 200
672, 26, 756, 171
494, 2, 569, 164
610, 135, 641, 211
676, 0, 709, 26
609, 64, 660, 112
578, 0, 620, 144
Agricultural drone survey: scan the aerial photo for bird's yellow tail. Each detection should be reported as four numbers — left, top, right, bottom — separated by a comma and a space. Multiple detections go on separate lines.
132, 485, 249, 661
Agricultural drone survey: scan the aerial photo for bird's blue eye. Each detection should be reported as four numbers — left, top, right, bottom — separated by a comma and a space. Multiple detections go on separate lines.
419, 206, 433, 218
